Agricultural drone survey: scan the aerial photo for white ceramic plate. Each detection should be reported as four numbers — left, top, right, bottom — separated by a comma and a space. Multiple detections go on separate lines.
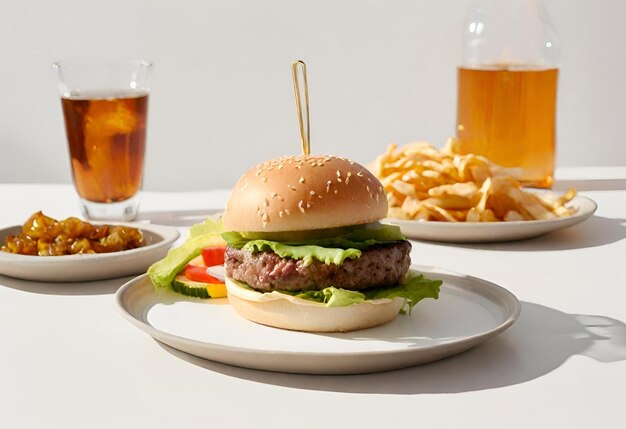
116, 266, 520, 374
0, 223, 179, 282
386, 194, 597, 243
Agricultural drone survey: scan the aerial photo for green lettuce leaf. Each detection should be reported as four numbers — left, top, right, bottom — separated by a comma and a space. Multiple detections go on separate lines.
363, 273, 442, 313
148, 217, 224, 289
222, 231, 253, 249
223, 222, 405, 250
189, 216, 223, 238
276, 273, 441, 311
222, 222, 405, 265
242, 240, 361, 266
279, 287, 366, 307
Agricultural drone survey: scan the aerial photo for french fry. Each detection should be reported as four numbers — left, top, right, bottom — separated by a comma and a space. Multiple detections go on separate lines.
429, 182, 478, 199
476, 177, 492, 213
425, 205, 458, 222
400, 197, 423, 217
466, 208, 481, 222
388, 207, 412, 220
391, 180, 418, 197
480, 209, 498, 222
504, 210, 524, 221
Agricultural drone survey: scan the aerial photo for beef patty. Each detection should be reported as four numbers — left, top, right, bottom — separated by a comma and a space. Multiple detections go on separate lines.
224, 240, 411, 292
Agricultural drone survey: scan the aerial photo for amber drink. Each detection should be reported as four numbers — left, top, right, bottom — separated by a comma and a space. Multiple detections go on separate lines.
62, 92, 148, 203
456, 66, 558, 188
54, 59, 152, 220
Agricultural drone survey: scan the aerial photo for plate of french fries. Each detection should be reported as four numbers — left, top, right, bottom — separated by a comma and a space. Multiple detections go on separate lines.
371, 140, 597, 243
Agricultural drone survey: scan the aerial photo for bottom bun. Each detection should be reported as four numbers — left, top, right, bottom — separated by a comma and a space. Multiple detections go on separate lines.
225, 276, 405, 333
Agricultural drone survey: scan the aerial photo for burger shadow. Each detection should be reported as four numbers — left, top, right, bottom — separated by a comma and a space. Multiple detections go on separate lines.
427, 215, 626, 251
0, 274, 132, 296
156, 301, 626, 394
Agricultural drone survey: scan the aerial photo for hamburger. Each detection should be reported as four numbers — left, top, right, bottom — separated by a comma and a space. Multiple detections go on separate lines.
221, 154, 441, 332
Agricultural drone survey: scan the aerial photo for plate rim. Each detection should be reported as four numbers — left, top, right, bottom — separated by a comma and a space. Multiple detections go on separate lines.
385, 194, 597, 229
115, 266, 521, 359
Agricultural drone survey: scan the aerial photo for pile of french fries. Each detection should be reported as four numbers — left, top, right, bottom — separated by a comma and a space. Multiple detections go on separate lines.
371, 139, 577, 222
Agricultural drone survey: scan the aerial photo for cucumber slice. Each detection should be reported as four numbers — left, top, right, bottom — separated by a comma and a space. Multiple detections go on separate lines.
172, 275, 213, 299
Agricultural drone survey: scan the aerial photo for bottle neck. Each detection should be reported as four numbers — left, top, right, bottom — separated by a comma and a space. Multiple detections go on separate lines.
463, 0, 560, 68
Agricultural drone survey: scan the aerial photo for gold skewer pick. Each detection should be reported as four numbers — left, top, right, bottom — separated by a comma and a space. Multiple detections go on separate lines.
291, 60, 310, 156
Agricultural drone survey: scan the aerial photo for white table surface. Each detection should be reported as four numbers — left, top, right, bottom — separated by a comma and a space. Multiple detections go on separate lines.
1, 167, 625, 429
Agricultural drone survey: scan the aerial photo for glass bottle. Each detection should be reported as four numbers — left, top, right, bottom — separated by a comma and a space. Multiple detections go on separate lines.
455, 0, 561, 188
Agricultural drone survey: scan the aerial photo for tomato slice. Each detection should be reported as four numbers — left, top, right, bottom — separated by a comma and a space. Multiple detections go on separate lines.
185, 265, 223, 284
202, 246, 226, 267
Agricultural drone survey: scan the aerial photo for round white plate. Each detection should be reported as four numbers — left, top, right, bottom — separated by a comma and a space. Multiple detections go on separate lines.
0, 223, 179, 282
386, 195, 597, 243
116, 266, 520, 374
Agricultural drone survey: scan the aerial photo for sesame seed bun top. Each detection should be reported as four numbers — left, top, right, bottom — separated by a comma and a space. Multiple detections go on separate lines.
222, 155, 388, 232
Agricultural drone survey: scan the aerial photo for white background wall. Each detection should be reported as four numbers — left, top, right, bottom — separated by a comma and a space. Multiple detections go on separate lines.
0, 0, 624, 191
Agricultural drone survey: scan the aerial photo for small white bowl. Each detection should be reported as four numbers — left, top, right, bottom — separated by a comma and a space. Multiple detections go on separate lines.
0, 222, 179, 282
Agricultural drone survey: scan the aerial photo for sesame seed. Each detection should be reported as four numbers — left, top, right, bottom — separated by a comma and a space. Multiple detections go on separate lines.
306, 202, 311, 208
349, 161, 355, 164
299, 177, 305, 184
309, 190, 315, 196
366, 186, 370, 192
262, 176, 267, 183
256, 170, 262, 176
271, 192, 278, 198
288, 185, 297, 191
278, 211, 284, 218
379, 186, 383, 192
347, 172, 352, 177
357, 171, 364, 177
345, 177, 350, 185
337, 177, 342, 183
262, 213, 269, 222
284, 209, 291, 215
336, 170, 341, 177
278, 164, 284, 170
334, 190, 338, 194
264, 198, 269, 207
375, 193, 380, 202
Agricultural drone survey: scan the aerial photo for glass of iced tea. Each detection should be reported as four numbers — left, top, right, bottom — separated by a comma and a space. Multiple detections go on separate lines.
53, 58, 152, 220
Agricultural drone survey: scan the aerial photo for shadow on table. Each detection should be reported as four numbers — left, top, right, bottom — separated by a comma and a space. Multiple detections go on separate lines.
0, 274, 132, 295
137, 209, 222, 227
157, 301, 626, 394
430, 215, 626, 251
553, 178, 626, 192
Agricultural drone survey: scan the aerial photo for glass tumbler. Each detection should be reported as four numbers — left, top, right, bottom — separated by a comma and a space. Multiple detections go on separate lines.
53, 58, 152, 220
